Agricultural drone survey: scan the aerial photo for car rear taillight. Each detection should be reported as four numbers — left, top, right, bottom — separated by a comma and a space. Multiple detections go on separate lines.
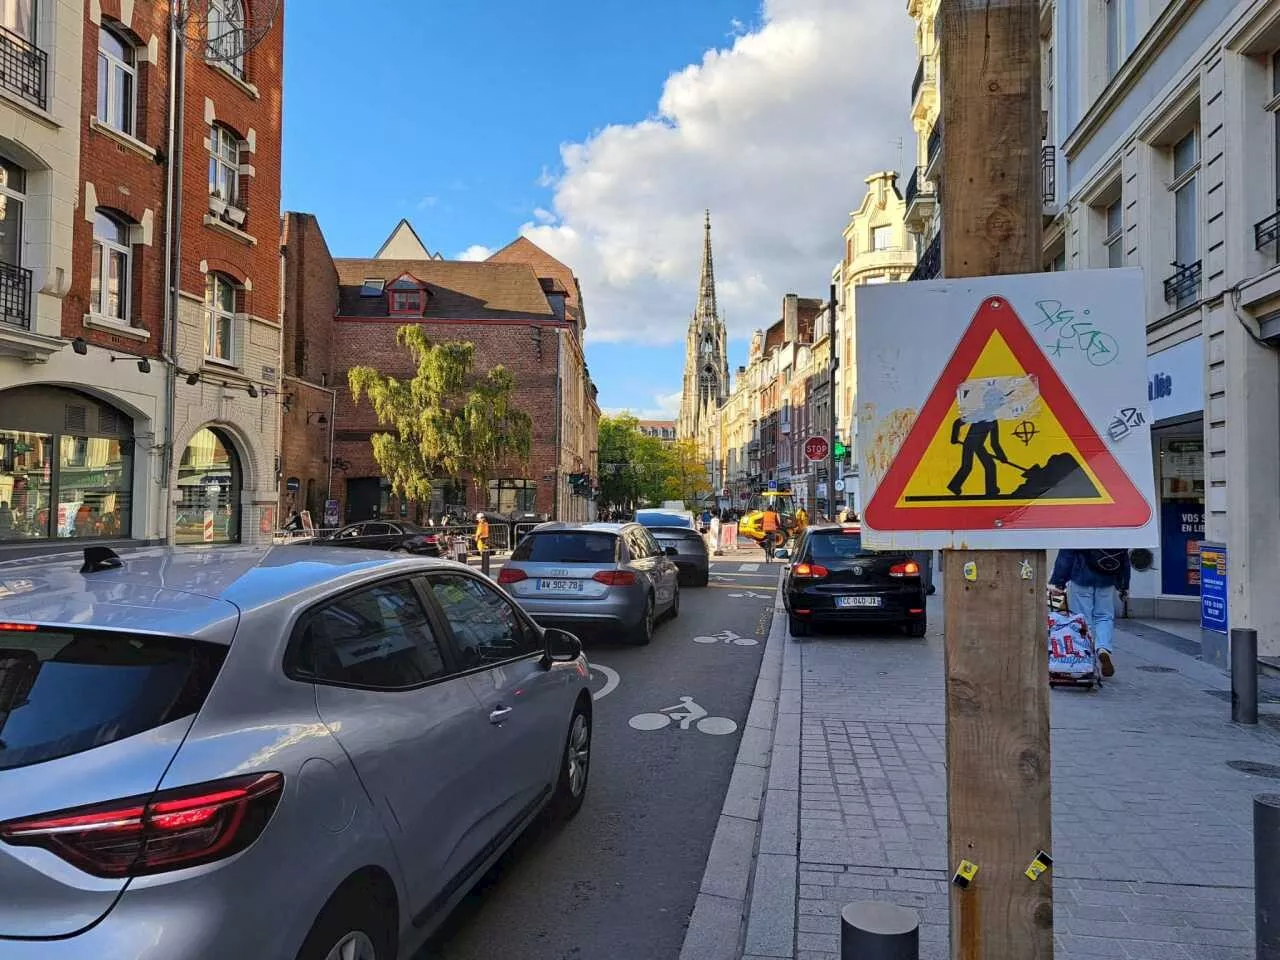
593, 570, 636, 586
889, 560, 921, 577
497, 568, 528, 585
791, 563, 829, 579
0, 772, 283, 878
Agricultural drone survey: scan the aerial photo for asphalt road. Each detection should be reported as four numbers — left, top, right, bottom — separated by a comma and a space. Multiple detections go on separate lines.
420, 554, 781, 960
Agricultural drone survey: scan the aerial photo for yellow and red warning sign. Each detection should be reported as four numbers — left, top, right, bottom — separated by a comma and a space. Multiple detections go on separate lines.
860, 289, 1154, 544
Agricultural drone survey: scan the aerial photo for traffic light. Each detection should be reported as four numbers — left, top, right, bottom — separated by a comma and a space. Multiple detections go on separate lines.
833, 438, 849, 460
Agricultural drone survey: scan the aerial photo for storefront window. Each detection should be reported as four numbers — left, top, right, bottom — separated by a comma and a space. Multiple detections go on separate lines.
175, 428, 240, 545
56, 435, 131, 538
488, 478, 536, 515
1158, 436, 1205, 597
0, 431, 51, 541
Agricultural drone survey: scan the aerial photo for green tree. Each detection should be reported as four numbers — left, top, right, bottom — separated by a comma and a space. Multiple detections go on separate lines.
348, 325, 532, 509
662, 438, 711, 505
596, 414, 677, 510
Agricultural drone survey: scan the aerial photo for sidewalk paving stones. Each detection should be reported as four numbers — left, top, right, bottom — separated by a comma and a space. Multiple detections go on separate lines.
686, 587, 1280, 960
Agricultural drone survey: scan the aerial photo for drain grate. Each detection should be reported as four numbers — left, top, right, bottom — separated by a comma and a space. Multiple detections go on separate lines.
1137, 665, 1177, 673
1228, 760, 1280, 780
1205, 689, 1280, 704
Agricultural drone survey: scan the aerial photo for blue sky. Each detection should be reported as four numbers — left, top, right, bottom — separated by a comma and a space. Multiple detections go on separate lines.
282, 0, 914, 418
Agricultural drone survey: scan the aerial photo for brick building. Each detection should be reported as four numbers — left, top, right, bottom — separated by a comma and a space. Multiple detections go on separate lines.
279, 215, 599, 527
0, 1, 284, 556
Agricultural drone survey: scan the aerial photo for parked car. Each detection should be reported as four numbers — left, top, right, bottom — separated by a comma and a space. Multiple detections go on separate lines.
644, 526, 710, 586
779, 523, 927, 637
500, 522, 680, 645
633, 508, 696, 530
311, 520, 446, 556
0, 545, 592, 960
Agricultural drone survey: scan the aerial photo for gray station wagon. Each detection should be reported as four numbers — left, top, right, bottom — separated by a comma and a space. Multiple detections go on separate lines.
0, 545, 592, 960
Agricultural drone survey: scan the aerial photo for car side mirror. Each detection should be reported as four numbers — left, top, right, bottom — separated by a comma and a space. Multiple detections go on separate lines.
665, 546, 679, 556
774, 548, 791, 560
543, 627, 583, 663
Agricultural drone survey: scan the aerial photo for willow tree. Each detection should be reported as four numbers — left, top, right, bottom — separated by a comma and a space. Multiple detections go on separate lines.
348, 325, 532, 510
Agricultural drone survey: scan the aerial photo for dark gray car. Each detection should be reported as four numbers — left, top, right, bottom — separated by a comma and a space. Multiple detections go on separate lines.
0, 545, 592, 960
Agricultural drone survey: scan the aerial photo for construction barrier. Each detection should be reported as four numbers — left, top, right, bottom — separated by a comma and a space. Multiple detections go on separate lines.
718, 522, 739, 551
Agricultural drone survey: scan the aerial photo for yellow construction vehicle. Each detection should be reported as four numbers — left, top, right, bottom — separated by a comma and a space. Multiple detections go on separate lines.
738, 489, 796, 544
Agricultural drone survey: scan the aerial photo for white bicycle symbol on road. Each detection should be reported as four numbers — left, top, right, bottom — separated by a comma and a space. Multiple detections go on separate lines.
629, 696, 739, 736
693, 629, 759, 647
729, 591, 771, 599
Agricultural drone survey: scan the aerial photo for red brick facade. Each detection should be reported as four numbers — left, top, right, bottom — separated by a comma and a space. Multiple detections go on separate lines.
280, 214, 595, 525
65, 2, 284, 342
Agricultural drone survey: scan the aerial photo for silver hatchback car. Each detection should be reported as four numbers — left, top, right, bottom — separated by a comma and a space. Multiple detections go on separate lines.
499, 522, 680, 645
0, 545, 592, 960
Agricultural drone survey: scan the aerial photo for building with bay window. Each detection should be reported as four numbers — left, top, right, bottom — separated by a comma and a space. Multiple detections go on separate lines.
1044, 0, 1280, 659
0, 0, 284, 558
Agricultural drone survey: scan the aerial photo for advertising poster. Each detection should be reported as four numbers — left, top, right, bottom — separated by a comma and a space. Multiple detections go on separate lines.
1199, 541, 1228, 634
1159, 500, 1203, 596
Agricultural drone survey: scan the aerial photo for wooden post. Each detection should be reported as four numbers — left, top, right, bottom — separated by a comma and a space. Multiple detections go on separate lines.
938, 2, 1052, 958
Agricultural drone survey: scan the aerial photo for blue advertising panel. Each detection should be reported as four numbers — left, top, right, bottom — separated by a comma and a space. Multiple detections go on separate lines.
1199, 541, 1228, 634
1159, 500, 1203, 596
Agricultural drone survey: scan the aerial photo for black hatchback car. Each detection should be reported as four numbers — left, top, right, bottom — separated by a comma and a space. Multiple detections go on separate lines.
780, 523, 926, 637
310, 520, 445, 556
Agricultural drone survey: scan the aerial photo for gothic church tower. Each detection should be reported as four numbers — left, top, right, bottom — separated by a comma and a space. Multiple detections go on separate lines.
678, 211, 730, 440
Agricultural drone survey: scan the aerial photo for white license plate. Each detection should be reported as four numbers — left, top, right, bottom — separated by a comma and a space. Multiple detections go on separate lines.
836, 596, 881, 608
539, 578, 583, 592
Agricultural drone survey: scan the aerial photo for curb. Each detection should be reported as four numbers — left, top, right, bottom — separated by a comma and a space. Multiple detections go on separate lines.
679, 572, 801, 960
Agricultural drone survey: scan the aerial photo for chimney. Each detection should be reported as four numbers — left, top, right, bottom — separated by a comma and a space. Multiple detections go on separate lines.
783, 294, 799, 344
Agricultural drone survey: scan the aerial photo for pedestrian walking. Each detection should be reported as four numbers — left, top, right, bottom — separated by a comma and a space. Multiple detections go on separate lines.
474, 512, 490, 555
1049, 548, 1130, 678
700, 507, 712, 533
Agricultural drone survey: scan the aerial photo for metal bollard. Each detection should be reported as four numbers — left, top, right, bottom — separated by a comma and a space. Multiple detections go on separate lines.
481, 550, 491, 578
840, 902, 919, 960
1232, 627, 1258, 725
1257, 795, 1280, 958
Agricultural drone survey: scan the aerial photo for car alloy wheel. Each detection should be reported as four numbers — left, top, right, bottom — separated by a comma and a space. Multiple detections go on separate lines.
323, 931, 377, 960
566, 712, 590, 798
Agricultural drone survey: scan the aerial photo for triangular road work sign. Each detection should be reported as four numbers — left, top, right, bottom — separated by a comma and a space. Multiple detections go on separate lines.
864, 296, 1152, 531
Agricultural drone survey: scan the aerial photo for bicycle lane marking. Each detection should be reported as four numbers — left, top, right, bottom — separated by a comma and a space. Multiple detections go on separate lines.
591, 663, 620, 701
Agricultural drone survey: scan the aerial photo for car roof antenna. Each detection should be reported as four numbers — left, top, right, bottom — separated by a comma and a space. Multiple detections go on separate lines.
81, 546, 124, 574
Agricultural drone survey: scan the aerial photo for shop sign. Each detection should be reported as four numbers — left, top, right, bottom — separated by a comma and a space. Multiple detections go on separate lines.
1147, 337, 1203, 423
1200, 541, 1228, 634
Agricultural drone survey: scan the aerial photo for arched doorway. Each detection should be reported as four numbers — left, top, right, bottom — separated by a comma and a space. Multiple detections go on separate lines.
175, 427, 242, 545
0, 385, 134, 542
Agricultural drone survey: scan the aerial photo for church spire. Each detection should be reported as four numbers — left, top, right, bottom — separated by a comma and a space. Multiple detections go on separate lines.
696, 209, 718, 324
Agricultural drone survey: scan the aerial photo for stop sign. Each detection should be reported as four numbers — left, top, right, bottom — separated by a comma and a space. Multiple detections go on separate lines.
804, 436, 830, 462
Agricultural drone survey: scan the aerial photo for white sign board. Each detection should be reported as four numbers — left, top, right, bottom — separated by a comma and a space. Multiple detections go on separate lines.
854, 269, 1157, 550
1147, 335, 1203, 422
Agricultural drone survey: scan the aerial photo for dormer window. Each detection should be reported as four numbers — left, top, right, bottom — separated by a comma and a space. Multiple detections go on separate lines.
387, 273, 425, 316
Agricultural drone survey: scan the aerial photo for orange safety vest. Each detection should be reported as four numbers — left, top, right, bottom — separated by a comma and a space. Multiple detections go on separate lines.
475, 519, 490, 549
761, 510, 780, 533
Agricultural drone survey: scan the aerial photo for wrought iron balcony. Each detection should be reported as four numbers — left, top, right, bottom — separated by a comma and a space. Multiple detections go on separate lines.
1162, 261, 1202, 308
0, 259, 32, 329
908, 233, 942, 282
911, 60, 925, 105
0, 25, 46, 110
1041, 145, 1056, 206
904, 166, 935, 208
927, 124, 942, 169
1255, 206, 1280, 258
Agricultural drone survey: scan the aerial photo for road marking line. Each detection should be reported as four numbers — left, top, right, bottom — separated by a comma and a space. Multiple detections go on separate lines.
591, 663, 620, 701
738, 563, 760, 572
706, 582, 776, 591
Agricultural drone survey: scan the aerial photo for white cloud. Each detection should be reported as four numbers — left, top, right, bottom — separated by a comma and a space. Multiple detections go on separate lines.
417, 195, 438, 209
533, 207, 557, 225
455, 244, 495, 261
519, 0, 914, 347
602, 390, 683, 421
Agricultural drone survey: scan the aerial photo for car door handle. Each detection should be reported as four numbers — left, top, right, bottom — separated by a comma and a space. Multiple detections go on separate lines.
489, 706, 514, 724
